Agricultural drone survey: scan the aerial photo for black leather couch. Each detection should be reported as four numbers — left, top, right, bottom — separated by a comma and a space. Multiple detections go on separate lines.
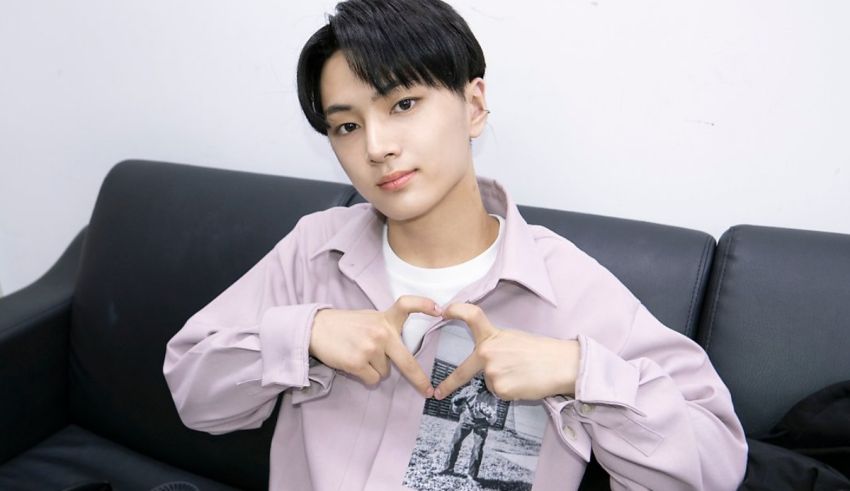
1, 159, 848, 490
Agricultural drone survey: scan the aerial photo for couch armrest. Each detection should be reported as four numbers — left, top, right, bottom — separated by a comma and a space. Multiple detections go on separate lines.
0, 226, 86, 464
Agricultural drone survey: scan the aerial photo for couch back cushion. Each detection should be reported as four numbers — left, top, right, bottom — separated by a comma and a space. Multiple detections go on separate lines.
70, 160, 355, 490
698, 225, 850, 436
518, 205, 715, 338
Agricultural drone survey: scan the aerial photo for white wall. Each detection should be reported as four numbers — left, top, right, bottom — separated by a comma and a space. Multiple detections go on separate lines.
1, 1, 848, 297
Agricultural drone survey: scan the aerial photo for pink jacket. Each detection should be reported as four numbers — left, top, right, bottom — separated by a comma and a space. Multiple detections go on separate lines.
163, 176, 747, 490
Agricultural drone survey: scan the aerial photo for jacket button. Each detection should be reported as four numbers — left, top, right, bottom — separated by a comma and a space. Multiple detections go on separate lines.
579, 403, 594, 415
563, 424, 577, 440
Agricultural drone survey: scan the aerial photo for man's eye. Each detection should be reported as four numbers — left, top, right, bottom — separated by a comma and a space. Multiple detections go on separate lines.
335, 122, 358, 135
393, 98, 418, 112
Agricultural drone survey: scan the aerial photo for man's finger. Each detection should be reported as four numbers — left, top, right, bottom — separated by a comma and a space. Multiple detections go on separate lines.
434, 352, 484, 400
385, 295, 442, 328
440, 303, 498, 344
351, 364, 382, 386
369, 353, 389, 380
385, 335, 434, 397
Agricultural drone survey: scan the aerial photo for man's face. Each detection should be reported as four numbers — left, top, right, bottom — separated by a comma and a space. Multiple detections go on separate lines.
319, 50, 484, 223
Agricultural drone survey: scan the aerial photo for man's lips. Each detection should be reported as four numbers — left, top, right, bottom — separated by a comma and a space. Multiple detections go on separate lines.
377, 169, 417, 190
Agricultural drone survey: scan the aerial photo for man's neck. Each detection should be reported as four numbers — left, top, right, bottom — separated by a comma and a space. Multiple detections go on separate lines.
386, 171, 500, 268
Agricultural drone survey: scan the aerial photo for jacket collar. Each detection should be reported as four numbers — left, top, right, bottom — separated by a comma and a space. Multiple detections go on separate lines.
310, 175, 558, 309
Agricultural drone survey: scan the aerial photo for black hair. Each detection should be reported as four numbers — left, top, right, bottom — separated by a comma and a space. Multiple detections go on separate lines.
296, 0, 486, 135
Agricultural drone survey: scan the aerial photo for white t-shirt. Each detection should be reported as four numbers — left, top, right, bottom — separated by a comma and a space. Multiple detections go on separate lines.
382, 214, 505, 352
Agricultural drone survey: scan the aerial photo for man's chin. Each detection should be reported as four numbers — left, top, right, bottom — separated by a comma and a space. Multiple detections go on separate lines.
374, 201, 432, 224
381, 211, 423, 224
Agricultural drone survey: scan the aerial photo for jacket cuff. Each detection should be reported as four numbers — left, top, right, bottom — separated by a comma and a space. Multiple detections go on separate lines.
574, 333, 644, 416
291, 358, 336, 405
544, 334, 664, 458
543, 395, 592, 462
258, 303, 332, 388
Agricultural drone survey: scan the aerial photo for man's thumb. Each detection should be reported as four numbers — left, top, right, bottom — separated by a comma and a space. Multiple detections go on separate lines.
386, 295, 442, 326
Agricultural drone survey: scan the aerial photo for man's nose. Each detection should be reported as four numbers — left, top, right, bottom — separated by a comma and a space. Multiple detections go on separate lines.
365, 121, 400, 164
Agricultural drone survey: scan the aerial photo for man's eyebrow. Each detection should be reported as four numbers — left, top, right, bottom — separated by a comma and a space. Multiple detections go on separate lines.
324, 84, 406, 117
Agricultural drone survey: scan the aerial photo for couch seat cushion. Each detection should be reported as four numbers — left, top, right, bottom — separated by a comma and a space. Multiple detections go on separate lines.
0, 425, 240, 491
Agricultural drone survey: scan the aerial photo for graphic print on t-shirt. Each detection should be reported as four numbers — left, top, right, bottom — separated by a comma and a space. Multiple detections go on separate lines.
402, 322, 548, 491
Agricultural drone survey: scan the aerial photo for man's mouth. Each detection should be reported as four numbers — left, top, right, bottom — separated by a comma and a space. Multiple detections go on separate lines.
377, 169, 417, 190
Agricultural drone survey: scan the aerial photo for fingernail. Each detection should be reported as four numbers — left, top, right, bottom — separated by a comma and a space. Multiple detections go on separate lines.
434, 388, 443, 400
434, 304, 443, 315
425, 386, 434, 398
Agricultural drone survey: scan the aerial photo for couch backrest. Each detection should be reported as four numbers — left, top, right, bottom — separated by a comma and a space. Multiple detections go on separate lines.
697, 225, 850, 436
70, 160, 356, 490
70, 160, 718, 489
518, 205, 714, 338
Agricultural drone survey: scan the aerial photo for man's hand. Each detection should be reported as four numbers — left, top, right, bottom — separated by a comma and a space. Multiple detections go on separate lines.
434, 303, 580, 401
309, 295, 442, 397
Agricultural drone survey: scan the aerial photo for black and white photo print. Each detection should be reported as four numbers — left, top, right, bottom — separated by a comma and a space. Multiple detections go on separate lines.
403, 323, 548, 491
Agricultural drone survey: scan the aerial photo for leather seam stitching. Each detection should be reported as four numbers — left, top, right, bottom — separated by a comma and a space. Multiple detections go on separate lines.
684, 235, 712, 338
705, 227, 737, 350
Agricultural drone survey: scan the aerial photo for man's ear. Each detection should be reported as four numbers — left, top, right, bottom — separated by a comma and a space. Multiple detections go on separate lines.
465, 77, 489, 140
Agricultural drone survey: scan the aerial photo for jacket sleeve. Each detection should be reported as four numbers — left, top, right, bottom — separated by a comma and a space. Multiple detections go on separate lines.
544, 303, 748, 491
162, 217, 333, 435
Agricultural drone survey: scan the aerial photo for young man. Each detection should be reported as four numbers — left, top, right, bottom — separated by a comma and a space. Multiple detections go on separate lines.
440, 377, 499, 479
163, 0, 748, 489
